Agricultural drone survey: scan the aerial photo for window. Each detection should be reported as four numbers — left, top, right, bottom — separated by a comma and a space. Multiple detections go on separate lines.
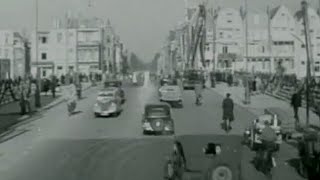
315, 66, 320, 72
222, 46, 228, 53
41, 53, 47, 60
227, 20, 232, 23
261, 46, 265, 53
57, 33, 63, 43
5, 34, 9, 44
227, 34, 232, 38
57, 66, 63, 70
318, 53, 320, 57
4, 49, 9, 58
42, 70, 46, 77
69, 66, 74, 70
219, 32, 223, 38
301, 44, 305, 48
302, 61, 305, 65
41, 37, 47, 44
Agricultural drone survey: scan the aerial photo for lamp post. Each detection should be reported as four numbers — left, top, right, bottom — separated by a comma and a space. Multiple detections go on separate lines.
244, 0, 251, 104
302, 0, 312, 127
34, 0, 41, 107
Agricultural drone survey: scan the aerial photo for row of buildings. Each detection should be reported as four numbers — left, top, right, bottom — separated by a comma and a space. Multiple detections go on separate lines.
0, 12, 128, 80
158, 1, 320, 79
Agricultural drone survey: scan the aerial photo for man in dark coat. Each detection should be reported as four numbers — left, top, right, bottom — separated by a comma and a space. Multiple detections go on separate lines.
291, 90, 302, 124
222, 93, 234, 130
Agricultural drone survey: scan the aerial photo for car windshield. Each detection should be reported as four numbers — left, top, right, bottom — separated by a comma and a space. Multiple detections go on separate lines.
98, 93, 114, 97
147, 107, 169, 116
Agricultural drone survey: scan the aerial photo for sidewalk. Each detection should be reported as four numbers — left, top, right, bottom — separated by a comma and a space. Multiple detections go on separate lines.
0, 82, 92, 134
212, 83, 319, 129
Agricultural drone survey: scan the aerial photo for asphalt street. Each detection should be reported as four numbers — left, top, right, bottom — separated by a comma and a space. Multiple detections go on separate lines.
0, 72, 306, 180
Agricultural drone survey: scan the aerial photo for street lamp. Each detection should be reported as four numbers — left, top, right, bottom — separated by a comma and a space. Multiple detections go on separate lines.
35, 0, 41, 108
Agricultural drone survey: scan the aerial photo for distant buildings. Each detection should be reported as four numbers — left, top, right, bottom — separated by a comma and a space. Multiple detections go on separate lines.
159, 2, 320, 79
0, 30, 27, 79
30, 13, 127, 79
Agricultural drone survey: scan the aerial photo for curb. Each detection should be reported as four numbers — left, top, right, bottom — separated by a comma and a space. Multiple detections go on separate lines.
0, 84, 92, 136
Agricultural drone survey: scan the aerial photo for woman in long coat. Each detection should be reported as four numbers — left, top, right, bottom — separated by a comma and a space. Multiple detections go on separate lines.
222, 93, 234, 129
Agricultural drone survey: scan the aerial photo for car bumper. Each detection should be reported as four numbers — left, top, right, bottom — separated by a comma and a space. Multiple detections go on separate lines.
94, 108, 118, 116
142, 122, 174, 133
253, 134, 282, 144
160, 97, 182, 102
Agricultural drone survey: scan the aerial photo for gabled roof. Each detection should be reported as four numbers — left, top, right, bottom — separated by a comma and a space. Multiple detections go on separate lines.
270, 6, 281, 19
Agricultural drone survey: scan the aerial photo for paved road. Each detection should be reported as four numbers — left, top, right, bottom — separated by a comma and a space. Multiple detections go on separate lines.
0, 72, 305, 180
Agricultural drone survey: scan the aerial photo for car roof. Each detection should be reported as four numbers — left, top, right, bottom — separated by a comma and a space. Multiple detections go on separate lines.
161, 85, 179, 89
145, 103, 170, 109
99, 88, 117, 93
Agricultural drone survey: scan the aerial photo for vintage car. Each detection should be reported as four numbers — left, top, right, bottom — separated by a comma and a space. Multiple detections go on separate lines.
182, 70, 205, 90
159, 85, 183, 108
93, 87, 122, 117
142, 103, 174, 135
104, 80, 125, 103
164, 135, 242, 180
244, 113, 282, 150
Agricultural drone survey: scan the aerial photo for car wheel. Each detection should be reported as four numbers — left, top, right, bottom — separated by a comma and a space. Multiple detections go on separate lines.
207, 164, 234, 180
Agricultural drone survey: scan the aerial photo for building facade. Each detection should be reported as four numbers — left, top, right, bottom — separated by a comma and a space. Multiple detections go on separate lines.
31, 15, 124, 79
214, 8, 244, 72
0, 30, 26, 79
295, 7, 320, 78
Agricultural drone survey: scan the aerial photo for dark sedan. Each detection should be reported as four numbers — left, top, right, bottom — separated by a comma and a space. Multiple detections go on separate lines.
142, 103, 175, 135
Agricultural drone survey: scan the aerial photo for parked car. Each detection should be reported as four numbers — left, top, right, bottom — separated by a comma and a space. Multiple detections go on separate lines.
93, 87, 122, 117
104, 80, 125, 103
142, 103, 174, 135
243, 113, 282, 150
159, 85, 183, 108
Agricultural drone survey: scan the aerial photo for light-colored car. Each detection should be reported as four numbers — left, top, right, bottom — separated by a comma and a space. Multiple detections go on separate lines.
93, 87, 122, 117
159, 85, 183, 107
244, 114, 282, 150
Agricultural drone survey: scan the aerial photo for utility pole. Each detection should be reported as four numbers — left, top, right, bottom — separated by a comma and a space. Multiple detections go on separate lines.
267, 6, 274, 74
35, 0, 41, 107
244, 0, 251, 104
302, 0, 312, 126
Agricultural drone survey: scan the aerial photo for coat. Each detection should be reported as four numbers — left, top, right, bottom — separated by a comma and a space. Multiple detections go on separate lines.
222, 97, 234, 121
291, 93, 302, 108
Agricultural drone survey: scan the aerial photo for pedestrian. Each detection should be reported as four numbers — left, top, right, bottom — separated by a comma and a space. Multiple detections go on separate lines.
227, 73, 233, 87
64, 83, 77, 116
194, 80, 203, 105
252, 76, 257, 94
291, 90, 302, 125
51, 75, 57, 98
222, 93, 234, 131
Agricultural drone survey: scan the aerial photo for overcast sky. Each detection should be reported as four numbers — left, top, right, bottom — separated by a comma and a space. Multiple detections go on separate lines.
0, 0, 319, 61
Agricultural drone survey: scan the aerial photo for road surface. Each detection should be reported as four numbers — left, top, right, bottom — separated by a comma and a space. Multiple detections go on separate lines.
0, 72, 305, 180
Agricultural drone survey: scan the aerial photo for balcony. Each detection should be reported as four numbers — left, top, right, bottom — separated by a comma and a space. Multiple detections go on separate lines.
77, 41, 101, 47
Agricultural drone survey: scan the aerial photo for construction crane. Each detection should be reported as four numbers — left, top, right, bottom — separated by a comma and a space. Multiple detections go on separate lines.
186, 3, 207, 69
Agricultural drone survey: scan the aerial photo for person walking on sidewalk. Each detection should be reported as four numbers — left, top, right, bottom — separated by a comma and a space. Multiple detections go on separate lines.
291, 90, 302, 125
222, 93, 234, 131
